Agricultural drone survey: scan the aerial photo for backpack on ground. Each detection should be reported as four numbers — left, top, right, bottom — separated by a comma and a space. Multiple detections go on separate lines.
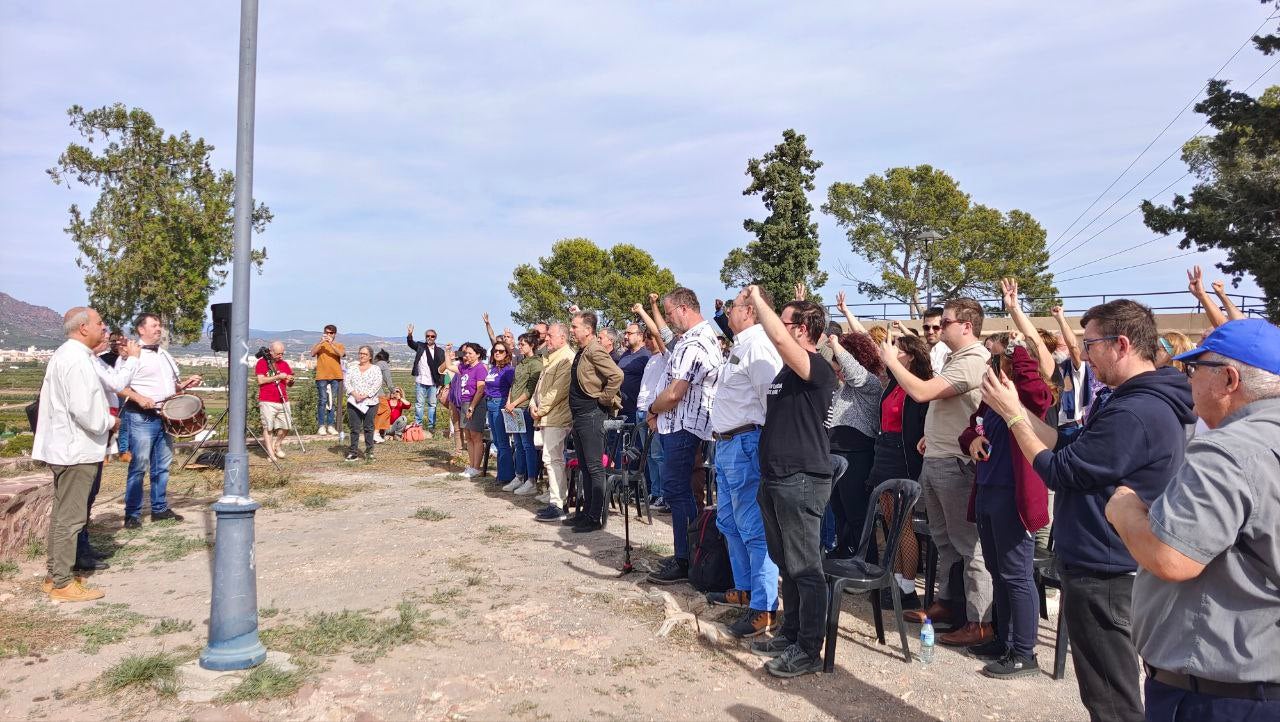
402, 424, 426, 442
687, 507, 733, 593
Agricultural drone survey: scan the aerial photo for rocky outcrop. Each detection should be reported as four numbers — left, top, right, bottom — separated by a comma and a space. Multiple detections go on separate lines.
0, 473, 53, 559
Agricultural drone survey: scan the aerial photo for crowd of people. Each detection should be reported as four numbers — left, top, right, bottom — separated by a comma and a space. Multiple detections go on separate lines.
28, 263, 1280, 721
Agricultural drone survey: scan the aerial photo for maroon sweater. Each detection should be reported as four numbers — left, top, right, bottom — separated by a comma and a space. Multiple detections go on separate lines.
958, 345, 1054, 532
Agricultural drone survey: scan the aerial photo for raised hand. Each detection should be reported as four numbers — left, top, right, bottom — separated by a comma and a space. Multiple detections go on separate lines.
878, 338, 897, 366
828, 334, 841, 350
1187, 266, 1206, 296
408, 323, 414, 335
714, 299, 724, 311
836, 290, 849, 313
482, 312, 490, 325
648, 292, 660, 305
794, 282, 807, 301
631, 302, 644, 315
1050, 305, 1065, 318
1211, 280, 1226, 296
1001, 277, 1019, 309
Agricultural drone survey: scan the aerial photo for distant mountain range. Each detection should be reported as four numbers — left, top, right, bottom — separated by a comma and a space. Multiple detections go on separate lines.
0, 292, 416, 362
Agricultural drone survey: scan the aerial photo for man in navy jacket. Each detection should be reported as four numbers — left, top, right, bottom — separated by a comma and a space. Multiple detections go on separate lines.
406, 324, 446, 430
982, 299, 1194, 722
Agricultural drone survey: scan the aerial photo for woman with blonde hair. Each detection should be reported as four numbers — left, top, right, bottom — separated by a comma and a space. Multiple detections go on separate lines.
1155, 331, 1193, 372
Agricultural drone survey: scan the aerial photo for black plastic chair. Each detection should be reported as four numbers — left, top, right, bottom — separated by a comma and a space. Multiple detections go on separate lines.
1033, 528, 1071, 680
822, 477, 923, 671
606, 422, 653, 523
914, 510, 939, 609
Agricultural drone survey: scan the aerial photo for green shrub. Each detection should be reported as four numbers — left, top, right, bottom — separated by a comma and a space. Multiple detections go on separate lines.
0, 434, 34, 458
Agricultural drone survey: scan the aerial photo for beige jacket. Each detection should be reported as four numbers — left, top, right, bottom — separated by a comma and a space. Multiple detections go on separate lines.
573, 338, 624, 412
531, 344, 574, 428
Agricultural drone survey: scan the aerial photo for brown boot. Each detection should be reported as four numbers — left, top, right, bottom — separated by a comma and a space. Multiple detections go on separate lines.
42, 575, 87, 594
905, 601, 954, 626
119, 451, 132, 463
49, 579, 105, 603
938, 621, 993, 647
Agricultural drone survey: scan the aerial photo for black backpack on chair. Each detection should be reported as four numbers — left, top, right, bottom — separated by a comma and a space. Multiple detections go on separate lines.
686, 507, 733, 593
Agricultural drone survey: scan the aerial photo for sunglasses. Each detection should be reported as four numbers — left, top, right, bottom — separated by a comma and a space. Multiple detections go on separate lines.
426, 335, 436, 339
922, 324, 942, 332
940, 318, 966, 329
1184, 360, 1228, 377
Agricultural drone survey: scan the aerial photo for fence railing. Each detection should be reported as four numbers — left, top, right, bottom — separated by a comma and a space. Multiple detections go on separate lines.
826, 290, 1269, 320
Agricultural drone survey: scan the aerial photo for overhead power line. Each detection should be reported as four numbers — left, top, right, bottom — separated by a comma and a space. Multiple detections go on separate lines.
1057, 250, 1199, 284
1053, 234, 1172, 275
1048, 173, 1189, 267
1045, 8, 1279, 255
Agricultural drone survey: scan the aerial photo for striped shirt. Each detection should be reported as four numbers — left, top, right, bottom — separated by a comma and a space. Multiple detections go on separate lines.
657, 320, 723, 440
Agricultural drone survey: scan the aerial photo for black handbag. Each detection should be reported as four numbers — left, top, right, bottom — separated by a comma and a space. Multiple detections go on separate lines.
25, 397, 39, 433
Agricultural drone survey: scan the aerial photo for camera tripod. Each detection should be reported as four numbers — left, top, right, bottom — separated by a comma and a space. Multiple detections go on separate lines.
603, 419, 654, 576
179, 358, 307, 471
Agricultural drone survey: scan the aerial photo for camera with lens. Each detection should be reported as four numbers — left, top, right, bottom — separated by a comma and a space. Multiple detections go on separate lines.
255, 346, 277, 373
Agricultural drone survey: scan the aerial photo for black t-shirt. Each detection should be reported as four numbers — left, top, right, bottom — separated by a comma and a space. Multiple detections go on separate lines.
759, 351, 837, 479
569, 351, 597, 415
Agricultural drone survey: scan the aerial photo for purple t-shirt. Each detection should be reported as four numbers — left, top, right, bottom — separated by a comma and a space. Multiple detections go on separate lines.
450, 362, 487, 407
484, 364, 515, 401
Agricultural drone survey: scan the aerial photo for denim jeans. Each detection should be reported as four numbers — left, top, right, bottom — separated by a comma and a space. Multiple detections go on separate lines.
975, 484, 1037, 657
315, 379, 342, 427
76, 462, 104, 564
571, 406, 608, 524
820, 503, 837, 553
123, 409, 173, 519
512, 408, 540, 480
116, 410, 130, 454
714, 431, 778, 612
486, 397, 514, 482
1059, 566, 1143, 722
759, 471, 832, 658
414, 382, 438, 427
637, 411, 663, 498
659, 429, 701, 560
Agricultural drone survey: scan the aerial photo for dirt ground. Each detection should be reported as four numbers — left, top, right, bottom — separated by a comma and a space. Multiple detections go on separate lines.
0, 435, 1089, 721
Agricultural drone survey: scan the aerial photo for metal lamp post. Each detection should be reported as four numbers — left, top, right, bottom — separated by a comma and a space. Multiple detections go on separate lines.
917, 230, 945, 313
200, 0, 267, 671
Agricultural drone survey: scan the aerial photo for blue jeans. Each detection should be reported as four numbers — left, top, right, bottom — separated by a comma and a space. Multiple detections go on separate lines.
123, 409, 173, 519
414, 382, 438, 427
658, 429, 700, 560
976, 484, 1037, 657
486, 397, 514, 482
512, 408, 540, 480
714, 431, 778, 612
820, 503, 837, 553
636, 411, 663, 498
315, 379, 342, 427
116, 410, 130, 454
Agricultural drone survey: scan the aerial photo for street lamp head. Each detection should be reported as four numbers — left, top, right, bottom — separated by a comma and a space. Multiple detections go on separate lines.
916, 230, 945, 242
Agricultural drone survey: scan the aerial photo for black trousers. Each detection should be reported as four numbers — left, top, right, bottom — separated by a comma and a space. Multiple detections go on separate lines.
759, 471, 832, 658
1059, 566, 1144, 722
828, 443, 875, 557
571, 406, 608, 525
346, 403, 376, 452
1144, 677, 1280, 722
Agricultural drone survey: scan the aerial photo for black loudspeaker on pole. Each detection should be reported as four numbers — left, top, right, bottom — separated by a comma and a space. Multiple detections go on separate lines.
211, 302, 232, 353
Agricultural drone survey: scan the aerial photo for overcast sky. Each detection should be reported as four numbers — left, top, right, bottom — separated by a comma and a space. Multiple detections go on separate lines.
2, 1, 1275, 343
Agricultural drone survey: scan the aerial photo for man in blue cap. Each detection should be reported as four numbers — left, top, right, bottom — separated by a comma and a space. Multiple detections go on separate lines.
1106, 318, 1280, 721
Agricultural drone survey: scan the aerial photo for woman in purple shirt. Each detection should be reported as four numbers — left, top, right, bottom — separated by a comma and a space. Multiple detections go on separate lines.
484, 340, 517, 484
442, 342, 488, 477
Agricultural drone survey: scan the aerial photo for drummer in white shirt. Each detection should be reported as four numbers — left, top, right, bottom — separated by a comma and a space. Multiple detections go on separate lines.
32, 307, 117, 602
116, 313, 201, 528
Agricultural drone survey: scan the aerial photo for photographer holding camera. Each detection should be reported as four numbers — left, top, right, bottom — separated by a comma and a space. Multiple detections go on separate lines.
256, 341, 295, 461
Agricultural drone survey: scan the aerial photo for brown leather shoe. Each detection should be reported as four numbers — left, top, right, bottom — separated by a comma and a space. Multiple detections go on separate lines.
938, 622, 993, 647
904, 601, 954, 625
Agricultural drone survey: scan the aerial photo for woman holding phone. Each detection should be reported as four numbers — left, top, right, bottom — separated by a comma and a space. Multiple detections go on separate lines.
956, 330, 1054, 678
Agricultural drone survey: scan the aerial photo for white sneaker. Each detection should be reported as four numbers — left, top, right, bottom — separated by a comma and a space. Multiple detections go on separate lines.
315, 426, 328, 436
535, 493, 550, 504
514, 479, 538, 495
462, 467, 480, 478
326, 425, 338, 435
374, 432, 385, 444
502, 477, 523, 492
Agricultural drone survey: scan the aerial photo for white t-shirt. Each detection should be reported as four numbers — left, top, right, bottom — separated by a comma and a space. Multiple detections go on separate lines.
636, 351, 668, 414
130, 348, 180, 403
930, 341, 949, 375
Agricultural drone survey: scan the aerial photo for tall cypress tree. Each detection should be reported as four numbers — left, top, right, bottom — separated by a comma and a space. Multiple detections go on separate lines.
720, 129, 827, 307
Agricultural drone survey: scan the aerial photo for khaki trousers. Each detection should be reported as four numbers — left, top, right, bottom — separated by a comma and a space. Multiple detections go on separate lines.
47, 462, 100, 587
541, 426, 571, 509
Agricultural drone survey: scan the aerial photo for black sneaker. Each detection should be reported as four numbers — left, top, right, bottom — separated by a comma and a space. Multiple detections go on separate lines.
123, 517, 142, 530
344, 450, 360, 461
151, 509, 184, 523
764, 644, 822, 678
878, 587, 922, 610
727, 610, 777, 639
72, 558, 109, 572
561, 511, 586, 526
571, 520, 603, 533
651, 497, 671, 513
981, 651, 1040, 680
535, 505, 567, 522
967, 639, 1008, 661
364, 451, 375, 462
646, 558, 689, 585
750, 635, 793, 658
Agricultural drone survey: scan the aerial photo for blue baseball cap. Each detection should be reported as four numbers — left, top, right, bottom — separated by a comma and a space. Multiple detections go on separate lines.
1173, 319, 1280, 375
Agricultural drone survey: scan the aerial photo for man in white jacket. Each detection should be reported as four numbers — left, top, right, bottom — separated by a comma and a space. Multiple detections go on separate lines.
32, 307, 116, 602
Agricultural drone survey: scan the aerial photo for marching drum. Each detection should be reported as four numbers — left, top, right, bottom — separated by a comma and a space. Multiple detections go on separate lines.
158, 393, 207, 438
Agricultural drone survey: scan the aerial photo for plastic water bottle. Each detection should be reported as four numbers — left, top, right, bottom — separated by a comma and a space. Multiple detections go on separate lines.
919, 617, 935, 665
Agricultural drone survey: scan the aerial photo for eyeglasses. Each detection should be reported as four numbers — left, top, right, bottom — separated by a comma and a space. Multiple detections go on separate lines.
426, 334, 436, 339
1081, 335, 1119, 352
1184, 360, 1228, 377
358, 351, 371, 356
922, 324, 942, 332
940, 318, 966, 329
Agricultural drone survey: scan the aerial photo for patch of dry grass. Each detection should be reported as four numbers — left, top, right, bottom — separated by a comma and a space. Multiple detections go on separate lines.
0, 604, 76, 658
